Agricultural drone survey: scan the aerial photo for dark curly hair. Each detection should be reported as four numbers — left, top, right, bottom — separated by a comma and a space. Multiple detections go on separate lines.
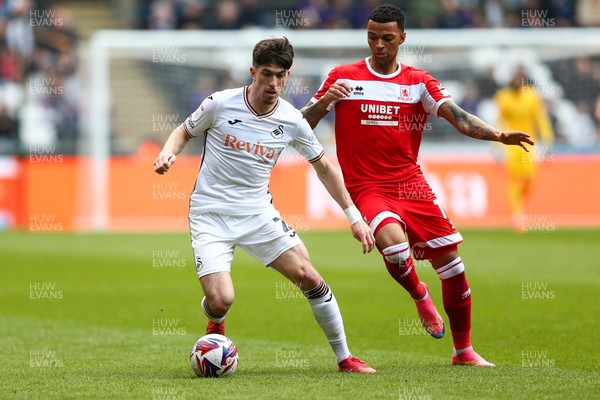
252, 37, 294, 70
368, 4, 405, 31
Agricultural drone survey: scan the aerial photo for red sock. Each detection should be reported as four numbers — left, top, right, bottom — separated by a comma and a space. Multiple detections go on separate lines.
441, 272, 472, 350
383, 256, 425, 300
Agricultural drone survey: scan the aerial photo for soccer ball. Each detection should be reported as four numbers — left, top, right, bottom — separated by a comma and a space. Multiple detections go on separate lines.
190, 334, 238, 378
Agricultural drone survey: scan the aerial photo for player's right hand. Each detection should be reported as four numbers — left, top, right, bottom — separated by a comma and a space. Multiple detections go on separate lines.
325, 81, 353, 102
350, 220, 376, 254
154, 152, 176, 174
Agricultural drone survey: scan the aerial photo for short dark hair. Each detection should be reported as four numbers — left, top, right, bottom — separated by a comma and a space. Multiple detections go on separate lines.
252, 37, 294, 70
368, 4, 405, 31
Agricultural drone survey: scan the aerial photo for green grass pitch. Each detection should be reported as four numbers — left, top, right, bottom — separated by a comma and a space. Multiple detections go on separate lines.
1, 229, 598, 399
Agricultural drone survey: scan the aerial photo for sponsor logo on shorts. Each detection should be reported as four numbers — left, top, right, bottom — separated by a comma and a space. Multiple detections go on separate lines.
195, 257, 203, 274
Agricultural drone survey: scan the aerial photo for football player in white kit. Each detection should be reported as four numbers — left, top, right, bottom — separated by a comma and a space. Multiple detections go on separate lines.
153, 37, 376, 373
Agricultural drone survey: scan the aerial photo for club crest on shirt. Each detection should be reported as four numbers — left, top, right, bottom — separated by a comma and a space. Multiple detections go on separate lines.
271, 124, 284, 139
398, 85, 413, 102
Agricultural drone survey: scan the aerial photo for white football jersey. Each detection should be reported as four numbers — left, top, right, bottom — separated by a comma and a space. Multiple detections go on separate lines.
184, 86, 324, 216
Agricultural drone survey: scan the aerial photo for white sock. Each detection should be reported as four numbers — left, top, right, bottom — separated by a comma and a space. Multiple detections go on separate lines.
304, 281, 351, 363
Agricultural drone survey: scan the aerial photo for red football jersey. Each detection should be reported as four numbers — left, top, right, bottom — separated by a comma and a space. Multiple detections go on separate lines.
312, 58, 452, 193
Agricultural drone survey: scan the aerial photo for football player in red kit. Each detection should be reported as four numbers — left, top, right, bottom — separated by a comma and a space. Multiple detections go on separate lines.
302, 4, 533, 366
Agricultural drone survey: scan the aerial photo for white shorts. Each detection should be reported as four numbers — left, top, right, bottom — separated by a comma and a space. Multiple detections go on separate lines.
189, 208, 303, 278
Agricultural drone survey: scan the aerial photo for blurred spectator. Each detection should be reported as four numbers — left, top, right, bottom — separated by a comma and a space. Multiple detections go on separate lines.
4, 0, 34, 86
322, 0, 353, 29
239, 0, 263, 28
177, 0, 204, 30
0, 42, 19, 81
482, 0, 505, 28
0, 0, 81, 154
148, 0, 177, 30
475, 66, 499, 99
576, 0, 600, 26
561, 57, 599, 117
459, 80, 481, 115
298, 0, 328, 29
189, 74, 217, 112
435, 0, 478, 28
551, 0, 576, 27
563, 100, 598, 148
350, 0, 381, 29
595, 92, 600, 123
208, 0, 241, 30
0, 101, 18, 153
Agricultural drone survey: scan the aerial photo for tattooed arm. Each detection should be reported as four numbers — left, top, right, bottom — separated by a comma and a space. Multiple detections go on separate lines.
438, 101, 534, 152
301, 82, 353, 129
301, 101, 329, 129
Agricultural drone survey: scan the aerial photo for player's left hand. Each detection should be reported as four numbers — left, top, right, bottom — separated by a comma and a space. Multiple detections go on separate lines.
350, 220, 375, 254
499, 131, 535, 152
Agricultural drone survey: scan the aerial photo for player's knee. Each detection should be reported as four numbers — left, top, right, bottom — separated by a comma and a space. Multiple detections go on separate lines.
292, 263, 321, 291
432, 250, 459, 269
382, 243, 410, 264
206, 293, 234, 316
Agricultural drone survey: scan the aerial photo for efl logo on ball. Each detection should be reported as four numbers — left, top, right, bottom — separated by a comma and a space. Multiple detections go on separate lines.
190, 334, 238, 378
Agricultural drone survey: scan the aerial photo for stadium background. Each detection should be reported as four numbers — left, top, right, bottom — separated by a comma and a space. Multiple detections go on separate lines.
0, 0, 598, 232
1, 2, 599, 399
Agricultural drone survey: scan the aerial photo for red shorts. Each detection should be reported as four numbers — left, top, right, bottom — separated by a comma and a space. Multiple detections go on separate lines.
352, 180, 463, 261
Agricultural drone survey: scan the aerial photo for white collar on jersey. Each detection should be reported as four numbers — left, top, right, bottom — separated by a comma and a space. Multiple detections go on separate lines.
365, 57, 402, 79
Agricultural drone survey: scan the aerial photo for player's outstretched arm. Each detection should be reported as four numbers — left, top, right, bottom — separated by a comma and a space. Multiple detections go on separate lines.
154, 124, 192, 174
310, 156, 375, 254
301, 82, 353, 129
438, 101, 535, 152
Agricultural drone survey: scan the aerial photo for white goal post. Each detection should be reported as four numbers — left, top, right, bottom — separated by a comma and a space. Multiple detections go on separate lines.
86, 28, 600, 230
